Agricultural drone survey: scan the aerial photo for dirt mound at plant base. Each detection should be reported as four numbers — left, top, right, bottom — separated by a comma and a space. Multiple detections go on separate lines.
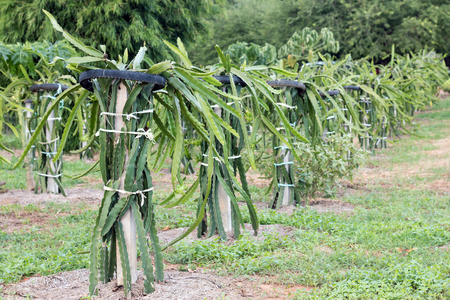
1, 269, 246, 300
2, 268, 314, 299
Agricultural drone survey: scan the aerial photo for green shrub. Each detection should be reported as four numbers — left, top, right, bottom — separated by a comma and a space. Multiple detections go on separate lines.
294, 134, 369, 200
442, 79, 450, 93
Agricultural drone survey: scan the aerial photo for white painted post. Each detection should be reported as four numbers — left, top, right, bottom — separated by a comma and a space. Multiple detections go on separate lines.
45, 96, 58, 194
24, 99, 35, 190
115, 82, 138, 286
81, 123, 88, 160
24, 100, 33, 142
281, 147, 292, 206
347, 114, 352, 158
213, 106, 232, 233
363, 113, 369, 150
394, 107, 398, 129
218, 183, 232, 232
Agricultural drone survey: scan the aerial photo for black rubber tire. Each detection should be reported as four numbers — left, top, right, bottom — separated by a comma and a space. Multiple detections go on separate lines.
266, 80, 306, 91
319, 89, 340, 97
30, 83, 69, 92
79, 69, 167, 92
213, 75, 247, 87
343, 85, 361, 91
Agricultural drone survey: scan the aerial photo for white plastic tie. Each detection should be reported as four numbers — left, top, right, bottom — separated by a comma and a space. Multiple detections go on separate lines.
274, 161, 293, 167
276, 103, 296, 109
41, 151, 57, 157
274, 146, 290, 150
40, 95, 56, 100
100, 112, 138, 121
278, 183, 294, 187
38, 173, 62, 178
103, 186, 153, 205
96, 128, 155, 143
202, 154, 241, 160
135, 128, 154, 142
38, 138, 58, 145
100, 109, 154, 121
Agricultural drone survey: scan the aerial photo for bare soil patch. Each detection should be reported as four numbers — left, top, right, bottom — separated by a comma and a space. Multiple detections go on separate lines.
243, 199, 355, 216
307, 199, 355, 214
245, 170, 271, 189
0, 149, 21, 161
348, 129, 450, 194
245, 201, 299, 216
151, 168, 197, 192
0, 188, 102, 207
0, 210, 66, 234
158, 224, 296, 245
436, 244, 450, 252
0, 188, 101, 232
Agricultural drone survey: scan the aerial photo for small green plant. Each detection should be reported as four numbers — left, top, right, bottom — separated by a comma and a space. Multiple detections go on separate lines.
442, 78, 450, 93
294, 134, 369, 201
294, 261, 450, 299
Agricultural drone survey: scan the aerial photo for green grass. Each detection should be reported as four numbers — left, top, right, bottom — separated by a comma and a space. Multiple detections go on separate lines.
0, 202, 95, 284
1, 97, 449, 299
165, 97, 450, 299
0, 154, 102, 190
0, 134, 22, 150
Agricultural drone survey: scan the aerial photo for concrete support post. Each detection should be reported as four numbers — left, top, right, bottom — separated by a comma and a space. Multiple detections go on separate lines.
24, 99, 35, 190
115, 82, 138, 286
213, 106, 232, 233
45, 97, 58, 194
281, 147, 292, 206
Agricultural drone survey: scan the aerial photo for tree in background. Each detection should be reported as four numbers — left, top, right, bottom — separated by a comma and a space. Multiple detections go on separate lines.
225, 42, 278, 66
224, 27, 339, 68
288, 0, 450, 64
190, 0, 299, 65
191, 0, 450, 66
0, 41, 75, 85
0, 0, 220, 60
278, 27, 339, 65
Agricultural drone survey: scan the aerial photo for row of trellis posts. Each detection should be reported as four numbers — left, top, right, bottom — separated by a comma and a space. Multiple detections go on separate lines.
22, 70, 405, 296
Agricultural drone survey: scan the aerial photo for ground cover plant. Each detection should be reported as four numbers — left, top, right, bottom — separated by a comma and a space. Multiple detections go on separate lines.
1, 94, 449, 299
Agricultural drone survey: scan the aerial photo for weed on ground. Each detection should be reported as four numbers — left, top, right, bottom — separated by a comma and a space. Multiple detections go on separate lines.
1, 97, 449, 299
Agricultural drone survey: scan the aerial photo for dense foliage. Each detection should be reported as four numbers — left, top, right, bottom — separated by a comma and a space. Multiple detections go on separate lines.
294, 135, 368, 200
0, 0, 220, 60
225, 27, 339, 67
191, 0, 450, 66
